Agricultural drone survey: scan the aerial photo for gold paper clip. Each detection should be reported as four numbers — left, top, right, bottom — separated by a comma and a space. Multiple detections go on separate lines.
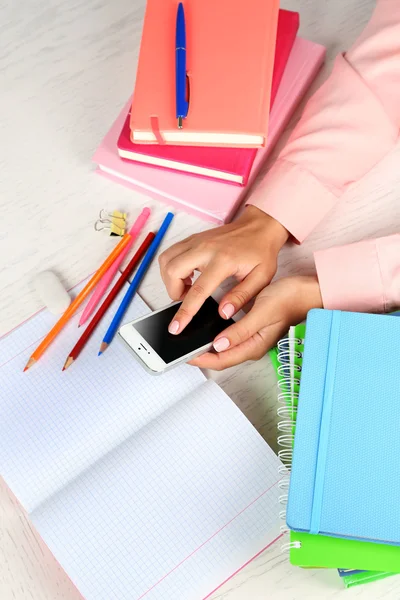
94, 210, 127, 236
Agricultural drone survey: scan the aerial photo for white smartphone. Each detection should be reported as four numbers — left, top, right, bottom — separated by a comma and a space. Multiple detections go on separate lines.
118, 296, 236, 374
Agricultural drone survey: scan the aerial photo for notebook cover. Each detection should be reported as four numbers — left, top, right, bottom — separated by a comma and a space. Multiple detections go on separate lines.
287, 309, 400, 545
130, 0, 279, 146
290, 531, 400, 572
94, 37, 326, 224
118, 9, 299, 185
342, 571, 393, 589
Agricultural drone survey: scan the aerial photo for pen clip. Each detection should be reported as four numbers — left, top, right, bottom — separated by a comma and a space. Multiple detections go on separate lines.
177, 74, 189, 129
185, 73, 190, 109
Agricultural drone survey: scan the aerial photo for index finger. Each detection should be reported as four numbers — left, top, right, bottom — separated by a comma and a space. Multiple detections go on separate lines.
168, 261, 232, 335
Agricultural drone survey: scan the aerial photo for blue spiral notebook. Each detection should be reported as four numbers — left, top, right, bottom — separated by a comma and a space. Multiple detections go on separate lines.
287, 309, 400, 545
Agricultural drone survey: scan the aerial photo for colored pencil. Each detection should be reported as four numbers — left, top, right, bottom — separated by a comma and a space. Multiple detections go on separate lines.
78, 207, 151, 327
99, 212, 174, 355
62, 232, 155, 370
23, 234, 132, 371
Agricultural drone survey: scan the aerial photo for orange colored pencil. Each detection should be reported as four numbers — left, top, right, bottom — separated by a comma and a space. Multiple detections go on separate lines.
23, 234, 132, 371
62, 232, 155, 370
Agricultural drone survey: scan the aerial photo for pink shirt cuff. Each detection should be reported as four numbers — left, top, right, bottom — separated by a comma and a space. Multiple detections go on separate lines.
314, 234, 400, 313
248, 159, 337, 243
248, 45, 398, 243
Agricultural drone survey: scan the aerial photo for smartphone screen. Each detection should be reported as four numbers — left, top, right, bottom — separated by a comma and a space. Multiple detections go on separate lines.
132, 297, 234, 364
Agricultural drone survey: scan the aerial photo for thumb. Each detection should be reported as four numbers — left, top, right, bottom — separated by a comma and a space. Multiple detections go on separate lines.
219, 265, 273, 319
212, 300, 281, 353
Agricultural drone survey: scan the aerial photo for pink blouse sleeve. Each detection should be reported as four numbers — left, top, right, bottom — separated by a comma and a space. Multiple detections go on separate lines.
314, 234, 400, 313
248, 0, 400, 243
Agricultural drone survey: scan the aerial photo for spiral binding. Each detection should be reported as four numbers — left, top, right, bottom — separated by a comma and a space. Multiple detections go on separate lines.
276, 334, 303, 547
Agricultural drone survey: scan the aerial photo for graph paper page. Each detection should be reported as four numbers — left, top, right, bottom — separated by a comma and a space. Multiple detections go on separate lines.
31, 379, 282, 600
0, 279, 206, 512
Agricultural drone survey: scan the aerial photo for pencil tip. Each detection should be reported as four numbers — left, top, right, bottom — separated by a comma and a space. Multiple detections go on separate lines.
99, 342, 108, 355
62, 367, 65, 371
23, 358, 35, 372
98, 351, 102, 356
63, 357, 74, 371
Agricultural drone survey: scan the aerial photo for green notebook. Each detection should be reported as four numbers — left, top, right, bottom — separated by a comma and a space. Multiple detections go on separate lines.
270, 323, 399, 576
342, 570, 392, 588
291, 531, 400, 572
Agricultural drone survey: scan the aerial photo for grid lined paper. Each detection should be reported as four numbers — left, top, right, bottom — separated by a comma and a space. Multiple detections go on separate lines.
0, 281, 282, 600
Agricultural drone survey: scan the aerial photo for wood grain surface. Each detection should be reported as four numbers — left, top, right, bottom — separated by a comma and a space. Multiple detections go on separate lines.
1, 0, 400, 597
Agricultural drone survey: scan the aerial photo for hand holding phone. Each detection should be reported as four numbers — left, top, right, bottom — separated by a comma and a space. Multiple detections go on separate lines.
118, 297, 235, 374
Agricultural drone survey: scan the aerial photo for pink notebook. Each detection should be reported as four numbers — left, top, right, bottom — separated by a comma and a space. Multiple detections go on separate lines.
130, 0, 279, 147
93, 38, 326, 224
118, 9, 299, 186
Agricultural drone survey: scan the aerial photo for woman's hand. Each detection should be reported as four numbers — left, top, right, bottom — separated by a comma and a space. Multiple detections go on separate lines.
159, 206, 289, 334
189, 275, 323, 370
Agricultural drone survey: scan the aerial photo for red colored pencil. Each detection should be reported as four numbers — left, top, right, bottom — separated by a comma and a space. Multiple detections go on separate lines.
62, 232, 155, 370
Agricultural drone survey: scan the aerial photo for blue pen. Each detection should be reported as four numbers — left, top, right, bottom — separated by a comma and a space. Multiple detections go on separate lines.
99, 212, 174, 354
176, 2, 189, 128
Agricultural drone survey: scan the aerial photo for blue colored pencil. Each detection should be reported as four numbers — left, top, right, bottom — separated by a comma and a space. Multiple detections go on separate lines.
98, 212, 174, 354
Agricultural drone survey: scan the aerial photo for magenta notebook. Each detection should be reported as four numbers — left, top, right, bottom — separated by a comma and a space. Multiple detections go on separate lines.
117, 9, 299, 186
93, 38, 326, 224
118, 111, 257, 186
270, 10, 300, 108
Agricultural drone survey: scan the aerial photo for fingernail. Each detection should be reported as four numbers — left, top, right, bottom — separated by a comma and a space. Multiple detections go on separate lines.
221, 303, 235, 319
213, 337, 230, 352
168, 320, 179, 334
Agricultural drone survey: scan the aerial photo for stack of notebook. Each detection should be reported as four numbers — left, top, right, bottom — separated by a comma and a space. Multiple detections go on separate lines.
270, 310, 400, 588
93, 1, 326, 223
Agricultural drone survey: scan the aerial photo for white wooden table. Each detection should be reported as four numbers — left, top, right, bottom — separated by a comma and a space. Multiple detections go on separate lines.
1, 0, 400, 597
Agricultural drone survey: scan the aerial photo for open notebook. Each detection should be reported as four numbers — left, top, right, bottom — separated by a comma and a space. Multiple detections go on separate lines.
0, 280, 282, 600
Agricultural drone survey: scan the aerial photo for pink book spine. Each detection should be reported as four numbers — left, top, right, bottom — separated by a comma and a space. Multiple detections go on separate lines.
95, 169, 227, 225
